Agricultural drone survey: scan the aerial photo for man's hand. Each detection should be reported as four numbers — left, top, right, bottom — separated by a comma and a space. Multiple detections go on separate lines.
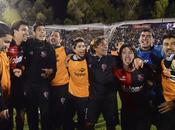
162, 68, 171, 78
65, 54, 73, 67
0, 109, 9, 119
41, 68, 53, 79
158, 101, 175, 114
133, 58, 143, 70
13, 68, 22, 77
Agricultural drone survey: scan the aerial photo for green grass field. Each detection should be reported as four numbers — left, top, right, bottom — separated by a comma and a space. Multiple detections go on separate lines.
13, 93, 157, 130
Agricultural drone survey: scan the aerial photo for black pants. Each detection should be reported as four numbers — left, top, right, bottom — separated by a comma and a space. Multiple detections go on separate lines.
50, 84, 68, 130
24, 83, 50, 130
0, 118, 11, 130
157, 109, 175, 130
86, 94, 119, 128
65, 93, 88, 130
9, 107, 25, 130
9, 77, 25, 130
121, 109, 151, 130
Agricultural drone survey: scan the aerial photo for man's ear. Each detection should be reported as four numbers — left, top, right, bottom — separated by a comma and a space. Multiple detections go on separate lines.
72, 46, 76, 53
93, 46, 97, 52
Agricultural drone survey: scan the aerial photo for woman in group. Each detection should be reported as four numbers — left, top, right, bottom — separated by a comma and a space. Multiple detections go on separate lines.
113, 44, 154, 130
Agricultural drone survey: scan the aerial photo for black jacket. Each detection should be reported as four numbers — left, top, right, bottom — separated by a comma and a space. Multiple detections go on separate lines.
22, 38, 56, 84
87, 54, 117, 97
0, 86, 6, 112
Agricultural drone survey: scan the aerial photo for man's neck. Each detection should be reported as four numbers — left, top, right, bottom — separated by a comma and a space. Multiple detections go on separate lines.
13, 37, 21, 46
140, 47, 151, 51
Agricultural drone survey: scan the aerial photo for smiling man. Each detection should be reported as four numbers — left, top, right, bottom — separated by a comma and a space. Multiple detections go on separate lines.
7, 20, 29, 130
136, 29, 164, 129
159, 34, 175, 130
22, 21, 56, 130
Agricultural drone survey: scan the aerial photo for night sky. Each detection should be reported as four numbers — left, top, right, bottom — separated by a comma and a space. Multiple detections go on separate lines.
46, 0, 69, 23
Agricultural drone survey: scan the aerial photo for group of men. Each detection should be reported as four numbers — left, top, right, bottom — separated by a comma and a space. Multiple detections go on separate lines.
0, 21, 56, 130
0, 20, 175, 130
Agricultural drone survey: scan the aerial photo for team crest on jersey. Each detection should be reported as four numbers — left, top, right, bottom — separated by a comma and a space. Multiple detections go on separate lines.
43, 91, 49, 99
29, 51, 34, 55
137, 74, 144, 81
41, 51, 47, 58
101, 64, 107, 71
60, 97, 66, 104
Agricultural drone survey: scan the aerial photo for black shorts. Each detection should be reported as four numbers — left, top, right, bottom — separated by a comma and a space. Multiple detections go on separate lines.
86, 94, 118, 127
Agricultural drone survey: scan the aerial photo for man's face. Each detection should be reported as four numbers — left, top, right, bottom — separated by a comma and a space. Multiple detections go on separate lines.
73, 42, 86, 58
14, 25, 29, 43
94, 40, 108, 56
162, 37, 175, 57
33, 26, 46, 41
49, 32, 61, 45
139, 31, 154, 50
0, 34, 13, 52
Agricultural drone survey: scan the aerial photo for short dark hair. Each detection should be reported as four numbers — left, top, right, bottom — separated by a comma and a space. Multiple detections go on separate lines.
50, 31, 61, 38
0, 22, 12, 38
140, 29, 154, 38
119, 44, 136, 58
33, 21, 45, 32
72, 37, 85, 49
162, 33, 175, 41
11, 20, 28, 35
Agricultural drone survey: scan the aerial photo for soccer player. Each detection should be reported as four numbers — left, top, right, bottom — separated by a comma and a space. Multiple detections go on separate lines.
66, 37, 89, 130
7, 20, 29, 130
136, 29, 164, 128
113, 44, 154, 130
85, 36, 119, 130
158, 34, 175, 130
22, 21, 56, 130
49, 31, 69, 130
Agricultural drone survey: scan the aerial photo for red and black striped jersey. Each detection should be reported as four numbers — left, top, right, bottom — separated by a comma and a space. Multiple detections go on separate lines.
113, 64, 154, 111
